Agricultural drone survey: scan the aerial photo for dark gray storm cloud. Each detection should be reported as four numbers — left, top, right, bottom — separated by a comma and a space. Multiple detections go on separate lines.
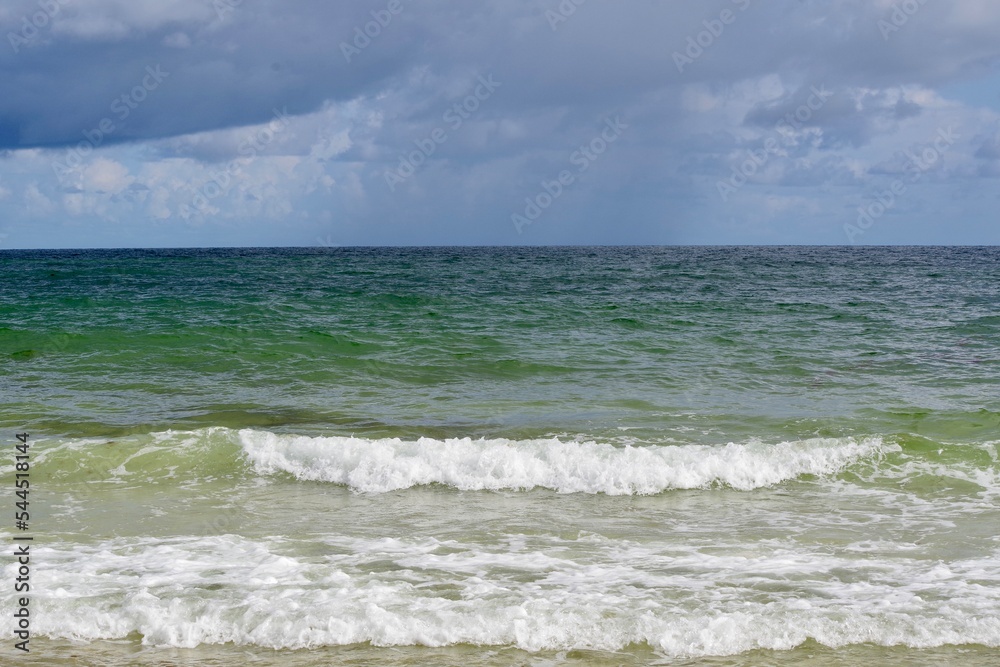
4, 0, 993, 152
0, 0, 427, 148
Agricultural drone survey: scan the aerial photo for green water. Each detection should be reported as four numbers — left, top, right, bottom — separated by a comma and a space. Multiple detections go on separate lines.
0, 247, 998, 665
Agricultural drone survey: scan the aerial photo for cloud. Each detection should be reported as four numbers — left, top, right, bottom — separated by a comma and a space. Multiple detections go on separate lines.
24, 182, 56, 215
50, 0, 217, 39
1, 0, 418, 149
1, 0, 1000, 247
974, 132, 1000, 160
163, 32, 192, 49
82, 157, 133, 194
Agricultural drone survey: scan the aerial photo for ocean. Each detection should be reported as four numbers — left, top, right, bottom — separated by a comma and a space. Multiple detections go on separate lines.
0, 246, 998, 666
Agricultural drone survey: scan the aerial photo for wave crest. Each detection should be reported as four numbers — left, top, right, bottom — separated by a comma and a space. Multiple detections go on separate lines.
239, 431, 885, 494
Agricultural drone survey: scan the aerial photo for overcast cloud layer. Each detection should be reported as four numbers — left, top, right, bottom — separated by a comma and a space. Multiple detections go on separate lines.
1, 0, 999, 247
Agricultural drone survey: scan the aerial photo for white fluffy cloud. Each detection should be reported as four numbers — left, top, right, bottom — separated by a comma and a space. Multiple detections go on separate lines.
82, 158, 133, 194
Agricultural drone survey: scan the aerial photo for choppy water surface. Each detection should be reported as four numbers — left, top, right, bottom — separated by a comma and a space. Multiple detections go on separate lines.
1, 247, 998, 665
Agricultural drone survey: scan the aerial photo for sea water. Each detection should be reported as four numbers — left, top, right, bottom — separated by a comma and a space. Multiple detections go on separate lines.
0, 246, 997, 665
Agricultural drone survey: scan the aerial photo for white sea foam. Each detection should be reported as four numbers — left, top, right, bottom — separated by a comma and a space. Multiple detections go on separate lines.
3, 534, 999, 655
239, 430, 886, 494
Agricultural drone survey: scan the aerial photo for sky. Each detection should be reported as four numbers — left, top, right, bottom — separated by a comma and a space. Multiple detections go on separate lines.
1, 0, 999, 248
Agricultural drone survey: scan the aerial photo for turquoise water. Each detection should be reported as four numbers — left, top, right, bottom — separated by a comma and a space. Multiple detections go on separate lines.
1, 247, 998, 665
